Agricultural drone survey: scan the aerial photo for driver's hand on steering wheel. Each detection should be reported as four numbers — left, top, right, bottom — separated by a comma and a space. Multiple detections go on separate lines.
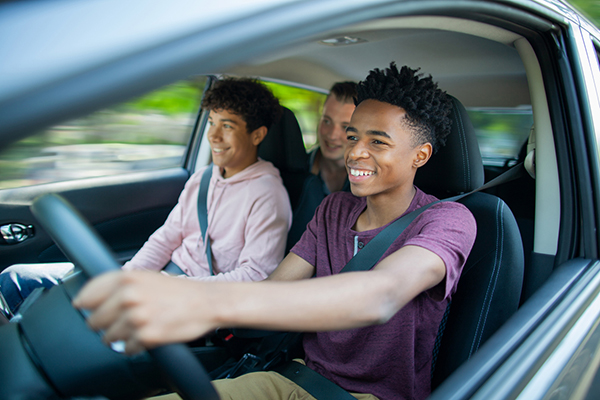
73, 270, 218, 355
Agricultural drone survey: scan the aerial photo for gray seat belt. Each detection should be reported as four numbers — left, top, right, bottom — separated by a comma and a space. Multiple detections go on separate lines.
276, 163, 525, 399
161, 165, 214, 276
198, 165, 214, 276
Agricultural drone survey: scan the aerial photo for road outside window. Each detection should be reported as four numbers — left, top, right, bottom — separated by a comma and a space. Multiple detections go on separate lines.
0, 77, 207, 189
467, 107, 534, 167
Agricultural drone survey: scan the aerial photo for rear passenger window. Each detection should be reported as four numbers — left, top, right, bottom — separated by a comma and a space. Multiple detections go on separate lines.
262, 81, 327, 149
0, 77, 207, 189
467, 107, 534, 167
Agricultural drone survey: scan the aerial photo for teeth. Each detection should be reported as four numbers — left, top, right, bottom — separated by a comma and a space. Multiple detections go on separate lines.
213, 148, 224, 153
350, 168, 374, 177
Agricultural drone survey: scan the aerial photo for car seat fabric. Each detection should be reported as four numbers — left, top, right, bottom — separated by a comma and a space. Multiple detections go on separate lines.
258, 106, 309, 211
257, 106, 325, 252
414, 96, 485, 198
426, 96, 524, 389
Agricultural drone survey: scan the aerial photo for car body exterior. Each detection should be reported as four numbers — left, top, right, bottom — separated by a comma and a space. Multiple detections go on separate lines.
1, 0, 600, 399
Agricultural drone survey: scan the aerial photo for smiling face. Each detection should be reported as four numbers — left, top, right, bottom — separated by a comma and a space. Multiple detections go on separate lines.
317, 96, 356, 162
207, 108, 266, 178
345, 99, 432, 200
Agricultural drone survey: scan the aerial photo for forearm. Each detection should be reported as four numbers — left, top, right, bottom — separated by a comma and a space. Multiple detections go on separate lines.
207, 271, 407, 332
212, 245, 446, 332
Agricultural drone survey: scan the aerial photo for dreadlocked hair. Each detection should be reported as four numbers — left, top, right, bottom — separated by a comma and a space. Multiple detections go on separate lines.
201, 77, 282, 133
355, 63, 452, 153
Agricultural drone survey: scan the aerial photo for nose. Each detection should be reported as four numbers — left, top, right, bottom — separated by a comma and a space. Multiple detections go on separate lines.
207, 125, 222, 142
346, 138, 369, 160
332, 125, 347, 141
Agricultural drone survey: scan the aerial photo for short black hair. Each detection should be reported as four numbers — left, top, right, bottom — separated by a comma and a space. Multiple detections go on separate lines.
355, 63, 452, 153
327, 81, 357, 104
201, 77, 282, 133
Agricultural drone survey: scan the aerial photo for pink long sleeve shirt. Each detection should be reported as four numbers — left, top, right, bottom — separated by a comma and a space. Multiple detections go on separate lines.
123, 159, 292, 281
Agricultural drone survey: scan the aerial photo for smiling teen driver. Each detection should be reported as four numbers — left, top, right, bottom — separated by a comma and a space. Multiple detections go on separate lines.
75, 64, 476, 400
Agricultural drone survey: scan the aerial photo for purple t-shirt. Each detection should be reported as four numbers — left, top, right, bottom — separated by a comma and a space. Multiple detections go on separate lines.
291, 188, 476, 400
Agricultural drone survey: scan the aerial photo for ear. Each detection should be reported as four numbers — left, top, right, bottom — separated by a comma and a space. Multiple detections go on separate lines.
250, 126, 268, 146
413, 143, 433, 168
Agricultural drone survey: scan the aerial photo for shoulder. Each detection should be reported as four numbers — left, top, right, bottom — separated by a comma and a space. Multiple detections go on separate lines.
313, 192, 364, 224
183, 164, 213, 191
321, 191, 362, 209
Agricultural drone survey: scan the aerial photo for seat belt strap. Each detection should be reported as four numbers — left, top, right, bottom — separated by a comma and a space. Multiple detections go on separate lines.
274, 362, 356, 400
198, 165, 214, 275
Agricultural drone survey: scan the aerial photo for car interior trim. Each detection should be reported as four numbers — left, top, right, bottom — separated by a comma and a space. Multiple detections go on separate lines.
514, 37, 560, 256
430, 258, 592, 400
470, 259, 600, 400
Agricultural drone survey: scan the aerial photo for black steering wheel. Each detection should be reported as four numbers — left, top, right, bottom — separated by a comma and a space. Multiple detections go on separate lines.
31, 193, 219, 400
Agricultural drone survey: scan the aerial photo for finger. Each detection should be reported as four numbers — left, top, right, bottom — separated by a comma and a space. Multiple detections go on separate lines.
85, 286, 131, 332
72, 271, 124, 310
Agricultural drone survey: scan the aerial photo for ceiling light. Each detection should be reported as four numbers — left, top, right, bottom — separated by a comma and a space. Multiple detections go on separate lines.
319, 36, 367, 46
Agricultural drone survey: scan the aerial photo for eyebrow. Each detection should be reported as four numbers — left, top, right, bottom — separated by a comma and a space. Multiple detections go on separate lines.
346, 126, 391, 139
209, 117, 239, 126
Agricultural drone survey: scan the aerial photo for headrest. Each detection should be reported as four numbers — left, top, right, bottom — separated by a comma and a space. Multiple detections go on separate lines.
414, 95, 484, 198
258, 106, 308, 173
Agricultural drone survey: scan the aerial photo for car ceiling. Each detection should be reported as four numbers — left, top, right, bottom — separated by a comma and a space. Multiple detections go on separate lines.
0, 0, 536, 148
226, 17, 530, 108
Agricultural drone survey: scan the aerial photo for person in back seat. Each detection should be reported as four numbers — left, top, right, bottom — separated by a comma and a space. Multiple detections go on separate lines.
308, 81, 357, 194
74, 63, 476, 400
0, 77, 292, 315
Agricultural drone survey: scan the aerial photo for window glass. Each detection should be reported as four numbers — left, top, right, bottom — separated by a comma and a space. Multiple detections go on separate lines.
263, 81, 327, 149
0, 77, 207, 189
467, 107, 534, 167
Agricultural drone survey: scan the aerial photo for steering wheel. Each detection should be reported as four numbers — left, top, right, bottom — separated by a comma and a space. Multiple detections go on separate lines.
31, 193, 220, 400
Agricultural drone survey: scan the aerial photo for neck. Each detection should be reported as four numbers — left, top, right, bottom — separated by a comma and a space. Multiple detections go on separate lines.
356, 185, 417, 232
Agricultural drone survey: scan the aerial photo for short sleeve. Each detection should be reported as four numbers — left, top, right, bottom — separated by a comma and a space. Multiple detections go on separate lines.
404, 202, 476, 300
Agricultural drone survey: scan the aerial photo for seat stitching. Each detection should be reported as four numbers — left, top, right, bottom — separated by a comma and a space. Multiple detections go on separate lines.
468, 200, 503, 357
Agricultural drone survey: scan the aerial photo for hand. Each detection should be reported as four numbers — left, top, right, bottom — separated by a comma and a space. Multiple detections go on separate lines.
73, 270, 216, 354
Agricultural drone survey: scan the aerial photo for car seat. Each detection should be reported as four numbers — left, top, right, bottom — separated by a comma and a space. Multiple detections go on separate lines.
258, 106, 323, 252
258, 106, 309, 209
414, 96, 525, 389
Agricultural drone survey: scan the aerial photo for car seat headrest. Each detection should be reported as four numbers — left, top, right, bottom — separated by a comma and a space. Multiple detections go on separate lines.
258, 106, 308, 172
414, 95, 484, 198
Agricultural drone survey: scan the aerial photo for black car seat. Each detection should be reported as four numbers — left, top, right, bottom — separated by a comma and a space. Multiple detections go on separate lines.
258, 106, 322, 252
258, 106, 309, 210
414, 96, 525, 389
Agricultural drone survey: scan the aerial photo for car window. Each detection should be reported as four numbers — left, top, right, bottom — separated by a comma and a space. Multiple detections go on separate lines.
262, 81, 327, 149
0, 77, 207, 189
467, 107, 534, 167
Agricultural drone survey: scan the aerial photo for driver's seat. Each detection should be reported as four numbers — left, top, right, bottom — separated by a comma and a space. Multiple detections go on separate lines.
414, 96, 525, 388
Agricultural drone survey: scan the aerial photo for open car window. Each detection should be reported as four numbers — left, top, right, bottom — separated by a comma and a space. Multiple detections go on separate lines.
0, 77, 207, 189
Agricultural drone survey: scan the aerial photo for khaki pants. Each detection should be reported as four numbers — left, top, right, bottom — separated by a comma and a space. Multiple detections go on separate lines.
152, 361, 379, 400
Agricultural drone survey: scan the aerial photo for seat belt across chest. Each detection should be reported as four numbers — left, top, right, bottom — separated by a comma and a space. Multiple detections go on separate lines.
198, 165, 214, 276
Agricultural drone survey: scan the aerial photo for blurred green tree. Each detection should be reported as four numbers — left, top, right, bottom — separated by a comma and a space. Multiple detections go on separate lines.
569, 0, 600, 26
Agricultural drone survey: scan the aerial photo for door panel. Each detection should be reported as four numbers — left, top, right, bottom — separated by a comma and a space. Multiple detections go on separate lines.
0, 168, 189, 270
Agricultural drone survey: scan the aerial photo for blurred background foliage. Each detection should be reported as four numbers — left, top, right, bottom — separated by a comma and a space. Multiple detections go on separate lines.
569, 0, 600, 25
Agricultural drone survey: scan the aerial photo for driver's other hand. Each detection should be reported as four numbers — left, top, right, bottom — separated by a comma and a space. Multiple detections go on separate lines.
72, 270, 214, 355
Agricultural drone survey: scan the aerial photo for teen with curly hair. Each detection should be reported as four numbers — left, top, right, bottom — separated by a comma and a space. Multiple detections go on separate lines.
75, 64, 476, 400
0, 77, 292, 314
